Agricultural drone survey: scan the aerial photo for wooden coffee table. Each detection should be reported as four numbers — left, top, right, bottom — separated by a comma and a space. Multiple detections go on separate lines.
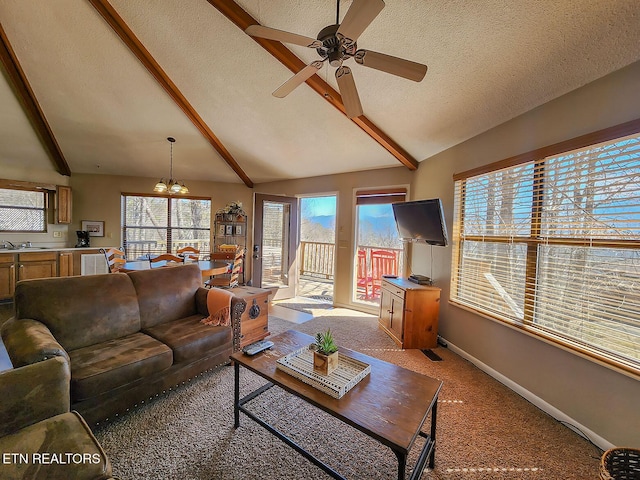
231, 330, 443, 480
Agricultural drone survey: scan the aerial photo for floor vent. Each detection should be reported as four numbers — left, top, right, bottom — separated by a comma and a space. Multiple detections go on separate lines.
422, 349, 443, 362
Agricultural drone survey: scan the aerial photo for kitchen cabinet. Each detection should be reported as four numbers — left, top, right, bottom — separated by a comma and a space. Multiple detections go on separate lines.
56, 185, 72, 224
59, 251, 74, 277
17, 252, 57, 281
0, 248, 103, 301
0, 253, 16, 300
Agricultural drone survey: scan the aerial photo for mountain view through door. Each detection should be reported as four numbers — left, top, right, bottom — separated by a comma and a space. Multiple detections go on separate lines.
298, 196, 336, 303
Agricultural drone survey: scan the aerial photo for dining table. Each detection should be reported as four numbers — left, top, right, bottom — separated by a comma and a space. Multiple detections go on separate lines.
121, 259, 230, 277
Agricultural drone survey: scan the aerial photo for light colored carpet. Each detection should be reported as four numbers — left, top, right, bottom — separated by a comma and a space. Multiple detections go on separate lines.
94, 309, 601, 479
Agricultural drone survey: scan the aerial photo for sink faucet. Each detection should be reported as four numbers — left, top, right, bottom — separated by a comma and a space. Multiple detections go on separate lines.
1, 240, 16, 249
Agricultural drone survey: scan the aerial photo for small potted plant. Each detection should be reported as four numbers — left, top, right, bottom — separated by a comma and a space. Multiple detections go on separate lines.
311, 329, 339, 375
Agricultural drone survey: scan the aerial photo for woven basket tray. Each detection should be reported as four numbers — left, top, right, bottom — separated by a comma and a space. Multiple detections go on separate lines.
276, 346, 371, 399
600, 447, 640, 480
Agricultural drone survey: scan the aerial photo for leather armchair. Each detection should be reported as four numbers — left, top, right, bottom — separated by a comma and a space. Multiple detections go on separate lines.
0, 356, 113, 479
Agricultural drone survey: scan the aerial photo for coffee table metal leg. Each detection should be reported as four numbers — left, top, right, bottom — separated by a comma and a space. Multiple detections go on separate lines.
394, 450, 407, 480
234, 361, 240, 428
429, 400, 438, 469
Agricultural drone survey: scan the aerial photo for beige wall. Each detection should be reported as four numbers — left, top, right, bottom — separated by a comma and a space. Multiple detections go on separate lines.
0, 166, 71, 247
254, 166, 413, 309
411, 60, 640, 447
69, 173, 253, 256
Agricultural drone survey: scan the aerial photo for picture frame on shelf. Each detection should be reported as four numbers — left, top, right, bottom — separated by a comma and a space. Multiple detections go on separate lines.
81, 220, 104, 237
225, 225, 234, 235
235, 225, 242, 235
218, 224, 226, 236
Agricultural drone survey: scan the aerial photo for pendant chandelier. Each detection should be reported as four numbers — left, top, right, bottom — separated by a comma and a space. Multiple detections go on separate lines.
153, 137, 189, 194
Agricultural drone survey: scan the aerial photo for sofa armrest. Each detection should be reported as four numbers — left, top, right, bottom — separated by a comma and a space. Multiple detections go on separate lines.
195, 287, 210, 316
1, 318, 69, 368
196, 286, 247, 322
0, 356, 71, 437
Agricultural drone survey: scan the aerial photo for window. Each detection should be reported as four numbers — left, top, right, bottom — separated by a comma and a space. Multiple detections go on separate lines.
122, 194, 211, 259
0, 187, 47, 232
451, 121, 640, 375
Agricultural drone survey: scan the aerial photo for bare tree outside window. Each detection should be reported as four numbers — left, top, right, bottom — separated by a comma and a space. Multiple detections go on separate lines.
452, 133, 640, 373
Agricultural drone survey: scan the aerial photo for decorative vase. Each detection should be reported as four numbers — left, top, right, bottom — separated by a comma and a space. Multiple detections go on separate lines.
313, 350, 339, 376
225, 213, 234, 221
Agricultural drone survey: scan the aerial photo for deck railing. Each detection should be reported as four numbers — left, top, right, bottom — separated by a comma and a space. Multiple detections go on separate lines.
300, 241, 335, 279
298, 242, 404, 283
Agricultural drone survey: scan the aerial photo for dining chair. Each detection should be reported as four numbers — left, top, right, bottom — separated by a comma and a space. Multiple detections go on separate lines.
177, 246, 200, 262
356, 249, 372, 299
205, 247, 245, 289
100, 247, 126, 273
149, 253, 184, 267
370, 250, 398, 298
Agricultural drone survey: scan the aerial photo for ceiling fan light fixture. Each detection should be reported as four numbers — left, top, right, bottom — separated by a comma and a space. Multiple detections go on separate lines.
246, 0, 426, 119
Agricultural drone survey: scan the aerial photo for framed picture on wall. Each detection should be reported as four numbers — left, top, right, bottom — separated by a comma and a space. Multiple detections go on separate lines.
81, 220, 104, 237
235, 225, 242, 235
225, 225, 234, 235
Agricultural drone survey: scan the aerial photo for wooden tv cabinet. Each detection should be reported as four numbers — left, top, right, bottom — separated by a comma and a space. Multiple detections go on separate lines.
378, 277, 441, 349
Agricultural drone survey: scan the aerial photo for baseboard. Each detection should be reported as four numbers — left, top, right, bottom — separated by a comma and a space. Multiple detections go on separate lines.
443, 337, 614, 451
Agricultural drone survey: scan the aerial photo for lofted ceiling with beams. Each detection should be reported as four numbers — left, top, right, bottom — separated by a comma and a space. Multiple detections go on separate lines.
1, 0, 639, 187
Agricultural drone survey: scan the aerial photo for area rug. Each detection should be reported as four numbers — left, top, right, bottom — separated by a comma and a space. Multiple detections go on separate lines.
94, 311, 601, 479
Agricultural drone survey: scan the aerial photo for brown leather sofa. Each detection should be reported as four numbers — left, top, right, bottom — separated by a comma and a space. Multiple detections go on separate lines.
1, 264, 246, 427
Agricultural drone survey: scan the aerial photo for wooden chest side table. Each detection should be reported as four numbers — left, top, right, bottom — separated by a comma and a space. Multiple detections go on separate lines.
230, 286, 271, 351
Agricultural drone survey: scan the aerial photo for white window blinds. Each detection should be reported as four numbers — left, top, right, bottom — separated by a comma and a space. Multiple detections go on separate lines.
451, 130, 640, 375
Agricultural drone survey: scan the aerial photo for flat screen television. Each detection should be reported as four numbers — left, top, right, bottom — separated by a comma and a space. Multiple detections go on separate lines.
392, 198, 448, 246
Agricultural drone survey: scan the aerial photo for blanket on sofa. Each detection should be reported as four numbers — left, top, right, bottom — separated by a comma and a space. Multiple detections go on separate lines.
202, 288, 234, 326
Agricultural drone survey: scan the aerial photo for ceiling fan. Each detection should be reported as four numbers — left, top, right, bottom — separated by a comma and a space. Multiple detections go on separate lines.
245, 0, 428, 119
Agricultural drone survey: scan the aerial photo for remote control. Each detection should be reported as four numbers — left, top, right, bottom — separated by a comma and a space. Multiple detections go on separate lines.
242, 339, 274, 356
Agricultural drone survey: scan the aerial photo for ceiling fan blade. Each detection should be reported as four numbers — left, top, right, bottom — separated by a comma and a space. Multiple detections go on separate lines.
245, 25, 323, 48
355, 49, 427, 82
337, 0, 385, 45
335, 66, 363, 119
273, 60, 325, 98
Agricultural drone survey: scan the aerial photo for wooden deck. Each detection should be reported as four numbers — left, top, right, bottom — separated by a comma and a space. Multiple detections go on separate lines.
298, 274, 333, 300
297, 274, 379, 306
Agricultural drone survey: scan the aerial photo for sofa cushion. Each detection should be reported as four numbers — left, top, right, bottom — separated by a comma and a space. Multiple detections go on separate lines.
14, 273, 141, 351
127, 263, 202, 329
0, 411, 112, 480
69, 333, 173, 401
142, 314, 232, 363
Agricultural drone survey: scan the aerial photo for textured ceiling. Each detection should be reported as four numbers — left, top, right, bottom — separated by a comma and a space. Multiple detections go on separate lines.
1, 0, 639, 185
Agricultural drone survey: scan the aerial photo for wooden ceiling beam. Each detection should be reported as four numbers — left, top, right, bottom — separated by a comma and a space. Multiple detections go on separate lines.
0, 22, 71, 176
207, 0, 419, 170
89, 0, 254, 188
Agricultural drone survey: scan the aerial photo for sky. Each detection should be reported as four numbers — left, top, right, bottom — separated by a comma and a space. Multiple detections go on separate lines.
300, 196, 336, 218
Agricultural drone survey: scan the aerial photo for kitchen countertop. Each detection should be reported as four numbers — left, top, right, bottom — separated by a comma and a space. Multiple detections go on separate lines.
0, 247, 110, 253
